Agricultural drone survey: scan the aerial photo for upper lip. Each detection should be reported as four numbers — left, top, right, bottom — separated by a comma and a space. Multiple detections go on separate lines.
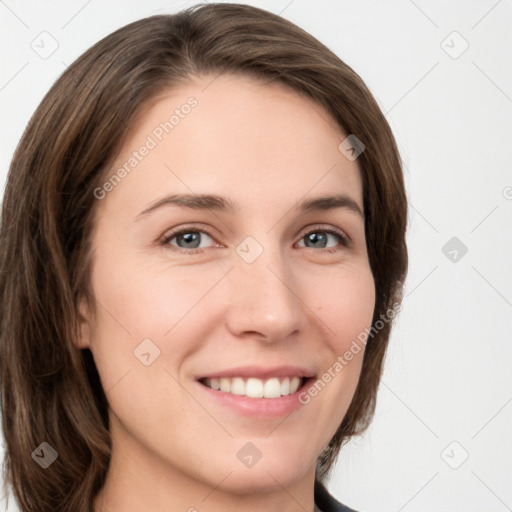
196, 365, 317, 380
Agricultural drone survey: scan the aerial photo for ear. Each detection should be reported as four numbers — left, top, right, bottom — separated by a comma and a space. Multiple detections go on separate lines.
75, 294, 92, 349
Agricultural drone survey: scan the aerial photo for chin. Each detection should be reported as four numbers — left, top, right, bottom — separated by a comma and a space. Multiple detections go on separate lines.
215, 451, 315, 495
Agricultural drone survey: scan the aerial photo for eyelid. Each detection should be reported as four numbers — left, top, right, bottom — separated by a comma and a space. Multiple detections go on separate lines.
161, 222, 215, 237
159, 223, 219, 251
297, 223, 351, 245
160, 223, 351, 253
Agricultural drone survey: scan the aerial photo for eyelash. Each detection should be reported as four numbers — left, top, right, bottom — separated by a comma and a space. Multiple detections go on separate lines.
160, 224, 350, 255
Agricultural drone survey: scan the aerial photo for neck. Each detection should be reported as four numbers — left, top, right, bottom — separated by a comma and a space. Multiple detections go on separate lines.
94, 420, 320, 512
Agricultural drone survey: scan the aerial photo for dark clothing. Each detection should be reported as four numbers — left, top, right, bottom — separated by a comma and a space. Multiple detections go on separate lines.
314, 480, 358, 512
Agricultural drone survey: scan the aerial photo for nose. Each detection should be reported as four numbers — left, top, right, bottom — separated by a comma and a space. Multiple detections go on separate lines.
223, 243, 302, 343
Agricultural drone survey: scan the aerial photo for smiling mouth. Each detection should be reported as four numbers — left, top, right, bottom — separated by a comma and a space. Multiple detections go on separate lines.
198, 376, 311, 399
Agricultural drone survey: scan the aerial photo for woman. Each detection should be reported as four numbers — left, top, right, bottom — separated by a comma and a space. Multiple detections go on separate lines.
0, 3, 408, 512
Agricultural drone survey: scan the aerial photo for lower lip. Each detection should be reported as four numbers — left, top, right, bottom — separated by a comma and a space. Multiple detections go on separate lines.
195, 378, 315, 418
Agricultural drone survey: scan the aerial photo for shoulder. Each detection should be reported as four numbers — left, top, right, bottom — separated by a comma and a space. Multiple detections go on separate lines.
314, 479, 361, 512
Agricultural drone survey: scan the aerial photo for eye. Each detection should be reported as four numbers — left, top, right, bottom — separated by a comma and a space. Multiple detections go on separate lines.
296, 226, 350, 253
162, 227, 217, 254
160, 224, 350, 255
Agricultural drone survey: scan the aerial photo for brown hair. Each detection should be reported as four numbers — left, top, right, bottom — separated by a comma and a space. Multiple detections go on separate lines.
0, 3, 407, 511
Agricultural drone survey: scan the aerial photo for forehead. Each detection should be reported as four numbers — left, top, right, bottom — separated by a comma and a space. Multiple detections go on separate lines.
98, 73, 363, 219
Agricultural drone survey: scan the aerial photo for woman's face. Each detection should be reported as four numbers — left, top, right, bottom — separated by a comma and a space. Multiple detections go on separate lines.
79, 74, 375, 494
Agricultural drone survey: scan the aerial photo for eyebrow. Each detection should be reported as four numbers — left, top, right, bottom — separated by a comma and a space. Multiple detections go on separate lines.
135, 193, 364, 221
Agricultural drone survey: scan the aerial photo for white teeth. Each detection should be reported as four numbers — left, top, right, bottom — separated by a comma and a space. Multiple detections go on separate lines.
246, 378, 264, 398
220, 378, 231, 392
231, 377, 245, 395
203, 376, 305, 398
289, 376, 301, 394
281, 377, 290, 395
263, 378, 281, 398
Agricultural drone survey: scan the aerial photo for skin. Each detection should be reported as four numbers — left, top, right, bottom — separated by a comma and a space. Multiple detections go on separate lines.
77, 73, 376, 512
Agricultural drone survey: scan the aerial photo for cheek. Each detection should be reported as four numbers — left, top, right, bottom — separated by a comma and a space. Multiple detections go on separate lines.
87, 253, 229, 377
88, 238, 375, 389
90, 248, 218, 334
310, 264, 376, 351
91, 248, 375, 347
299, 265, 375, 419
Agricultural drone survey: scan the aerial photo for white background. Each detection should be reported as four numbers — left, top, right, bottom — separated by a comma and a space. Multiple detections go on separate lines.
1, 1, 511, 511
